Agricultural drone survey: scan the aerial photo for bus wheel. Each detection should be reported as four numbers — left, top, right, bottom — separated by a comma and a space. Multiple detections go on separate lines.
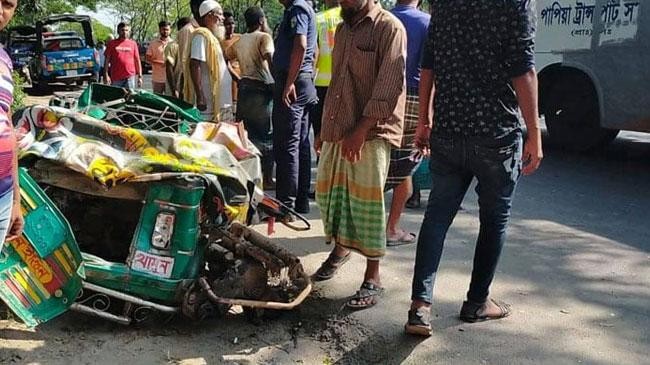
544, 73, 618, 151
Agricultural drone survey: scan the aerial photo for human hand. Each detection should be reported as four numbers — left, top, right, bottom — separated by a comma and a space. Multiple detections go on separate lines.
283, 83, 296, 107
5, 201, 24, 241
341, 129, 366, 163
522, 130, 543, 175
197, 94, 207, 111
137, 76, 143, 88
314, 135, 322, 156
414, 122, 431, 156
105, 76, 111, 85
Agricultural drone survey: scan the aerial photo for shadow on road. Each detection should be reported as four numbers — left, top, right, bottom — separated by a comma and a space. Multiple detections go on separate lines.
516, 133, 650, 253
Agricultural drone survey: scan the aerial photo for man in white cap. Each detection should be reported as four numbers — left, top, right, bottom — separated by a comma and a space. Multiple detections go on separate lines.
183, 0, 233, 121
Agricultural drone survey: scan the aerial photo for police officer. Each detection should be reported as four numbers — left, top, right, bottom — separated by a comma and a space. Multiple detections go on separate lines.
272, 0, 318, 214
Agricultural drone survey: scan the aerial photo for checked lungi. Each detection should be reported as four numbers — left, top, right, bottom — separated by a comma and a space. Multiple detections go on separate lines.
315, 139, 391, 259
385, 87, 421, 191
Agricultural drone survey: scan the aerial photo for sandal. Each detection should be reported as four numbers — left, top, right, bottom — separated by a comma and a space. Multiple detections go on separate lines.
312, 251, 351, 282
387, 230, 417, 247
405, 307, 432, 337
459, 298, 511, 323
346, 281, 384, 309
405, 191, 421, 209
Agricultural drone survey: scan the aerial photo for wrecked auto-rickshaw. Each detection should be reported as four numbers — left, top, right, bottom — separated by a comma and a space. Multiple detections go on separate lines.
0, 85, 311, 327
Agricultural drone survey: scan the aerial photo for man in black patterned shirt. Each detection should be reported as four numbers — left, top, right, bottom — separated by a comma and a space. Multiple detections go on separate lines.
405, 0, 543, 337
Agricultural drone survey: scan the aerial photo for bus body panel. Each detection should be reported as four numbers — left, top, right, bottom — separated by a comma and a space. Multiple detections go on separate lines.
536, 0, 650, 133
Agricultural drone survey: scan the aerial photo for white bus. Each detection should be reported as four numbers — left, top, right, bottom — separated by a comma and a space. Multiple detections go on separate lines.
536, 0, 649, 150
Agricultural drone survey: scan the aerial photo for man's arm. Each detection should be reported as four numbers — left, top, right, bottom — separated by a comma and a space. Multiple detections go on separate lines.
189, 59, 205, 110
418, 69, 434, 128
146, 43, 154, 64
165, 60, 177, 97
283, 35, 306, 106
512, 69, 542, 175
103, 47, 112, 84
133, 43, 143, 87
313, 36, 320, 79
342, 22, 407, 162
502, 0, 542, 175
263, 52, 274, 71
282, 8, 310, 106
359, 23, 407, 130
262, 33, 275, 72
414, 69, 434, 154
224, 46, 241, 81
164, 44, 176, 96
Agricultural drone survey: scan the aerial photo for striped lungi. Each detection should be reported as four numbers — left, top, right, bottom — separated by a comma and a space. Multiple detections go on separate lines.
385, 87, 421, 191
315, 139, 391, 259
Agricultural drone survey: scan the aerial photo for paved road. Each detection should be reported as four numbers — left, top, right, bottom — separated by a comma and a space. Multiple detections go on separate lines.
5, 80, 650, 364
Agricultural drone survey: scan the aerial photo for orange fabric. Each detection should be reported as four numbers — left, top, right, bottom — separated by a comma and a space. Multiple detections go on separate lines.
147, 38, 170, 83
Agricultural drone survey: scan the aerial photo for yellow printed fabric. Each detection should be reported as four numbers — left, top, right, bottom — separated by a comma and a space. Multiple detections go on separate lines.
13, 105, 262, 222
315, 139, 391, 259
314, 7, 342, 87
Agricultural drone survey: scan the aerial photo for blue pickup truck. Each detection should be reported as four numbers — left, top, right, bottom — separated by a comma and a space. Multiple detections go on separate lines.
5, 26, 37, 83
29, 15, 97, 90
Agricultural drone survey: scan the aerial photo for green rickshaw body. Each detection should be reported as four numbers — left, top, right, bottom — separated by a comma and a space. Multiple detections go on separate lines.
1, 87, 311, 327
0, 169, 83, 327
82, 178, 207, 303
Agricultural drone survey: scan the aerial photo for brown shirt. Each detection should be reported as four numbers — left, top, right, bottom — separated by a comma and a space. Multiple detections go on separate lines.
320, 4, 406, 147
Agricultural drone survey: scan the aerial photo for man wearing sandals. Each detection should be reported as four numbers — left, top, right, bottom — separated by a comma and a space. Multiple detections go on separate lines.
405, 0, 543, 336
312, 0, 406, 309
384, 0, 430, 247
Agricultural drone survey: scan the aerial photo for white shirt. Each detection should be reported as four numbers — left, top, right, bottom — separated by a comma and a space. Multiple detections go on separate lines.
190, 33, 233, 120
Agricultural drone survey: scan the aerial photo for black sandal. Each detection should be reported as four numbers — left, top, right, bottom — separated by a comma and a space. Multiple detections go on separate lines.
459, 298, 511, 323
405, 191, 421, 209
312, 251, 351, 281
346, 281, 384, 309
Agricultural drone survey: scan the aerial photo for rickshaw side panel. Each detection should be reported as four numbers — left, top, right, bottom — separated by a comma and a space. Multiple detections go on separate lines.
0, 168, 83, 327
81, 256, 190, 303
80, 178, 207, 304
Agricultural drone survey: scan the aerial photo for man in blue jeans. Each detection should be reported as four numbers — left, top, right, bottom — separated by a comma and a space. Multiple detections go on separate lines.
272, 0, 318, 213
405, 0, 543, 337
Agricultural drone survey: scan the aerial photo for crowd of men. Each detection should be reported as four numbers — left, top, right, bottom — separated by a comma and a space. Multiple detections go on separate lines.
92, 0, 543, 337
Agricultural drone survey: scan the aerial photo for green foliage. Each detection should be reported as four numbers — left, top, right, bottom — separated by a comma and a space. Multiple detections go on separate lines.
11, 72, 26, 112
59, 19, 114, 42
12, 0, 99, 25
108, 0, 285, 42
91, 20, 114, 42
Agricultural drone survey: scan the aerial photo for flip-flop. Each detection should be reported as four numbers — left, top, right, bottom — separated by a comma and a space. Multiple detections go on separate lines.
459, 298, 511, 323
405, 192, 421, 209
346, 281, 384, 310
312, 251, 351, 281
387, 230, 417, 247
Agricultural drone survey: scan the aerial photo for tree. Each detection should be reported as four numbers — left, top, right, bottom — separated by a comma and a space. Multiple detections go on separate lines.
101, 0, 297, 42
109, 0, 190, 42
12, 0, 99, 25
59, 19, 114, 43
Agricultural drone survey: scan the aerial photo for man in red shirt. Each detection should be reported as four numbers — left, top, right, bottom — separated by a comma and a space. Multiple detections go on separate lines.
104, 22, 143, 89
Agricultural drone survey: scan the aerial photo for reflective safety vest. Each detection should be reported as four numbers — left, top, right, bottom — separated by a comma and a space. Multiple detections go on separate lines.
314, 6, 342, 87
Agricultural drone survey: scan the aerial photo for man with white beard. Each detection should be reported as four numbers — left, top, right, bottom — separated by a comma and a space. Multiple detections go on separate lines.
183, 0, 233, 121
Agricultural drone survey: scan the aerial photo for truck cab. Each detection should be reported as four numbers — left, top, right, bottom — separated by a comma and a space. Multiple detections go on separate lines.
29, 14, 97, 90
4, 26, 37, 83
